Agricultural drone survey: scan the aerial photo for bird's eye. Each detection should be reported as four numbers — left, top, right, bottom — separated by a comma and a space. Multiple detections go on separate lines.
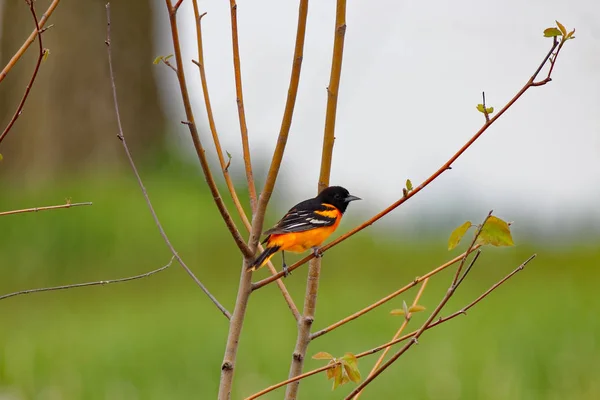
334, 193, 341, 199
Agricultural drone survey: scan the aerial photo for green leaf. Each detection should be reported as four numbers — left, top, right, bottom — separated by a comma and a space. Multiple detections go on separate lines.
326, 361, 337, 380
486, 106, 494, 114
164, 54, 174, 61
409, 304, 426, 313
556, 20, 567, 36
406, 179, 413, 191
476, 216, 515, 247
390, 308, 405, 316
566, 29, 576, 40
153, 56, 163, 65
226, 151, 232, 159
313, 352, 334, 360
341, 353, 361, 383
0, 154, 3, 161
42, 48, 50, 62
332, 364, 344, 390
476, 104, 485, 113
448, 221, 473, 250
543, 27, 562, 37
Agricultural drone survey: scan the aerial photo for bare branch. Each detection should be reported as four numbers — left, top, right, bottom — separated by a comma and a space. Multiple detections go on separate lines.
164, 0, 253, 259
252, 36, 568, 288
191, 1, 299, 321
246, 0, 309, 250
0, 257, 175, 302
0, 0, 47, 145
0, 0, 60, 83
353, 278, 430, 399
106, 3, 231, 319
285, 1, 347, 398
305, 245, 480, 339
219, 2, 310, 398
245, 254, 535, 399
228, 0, 257, 213
344, 213, 499, 398
0, 201, 92, 217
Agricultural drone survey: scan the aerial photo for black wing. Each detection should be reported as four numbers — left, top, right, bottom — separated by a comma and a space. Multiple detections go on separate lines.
263, 200, 337, 236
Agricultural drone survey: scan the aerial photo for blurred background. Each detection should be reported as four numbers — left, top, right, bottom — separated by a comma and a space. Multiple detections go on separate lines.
0, 0, 599, 399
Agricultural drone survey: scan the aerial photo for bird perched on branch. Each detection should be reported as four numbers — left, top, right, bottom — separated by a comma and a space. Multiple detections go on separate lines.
248, 186, 360, 276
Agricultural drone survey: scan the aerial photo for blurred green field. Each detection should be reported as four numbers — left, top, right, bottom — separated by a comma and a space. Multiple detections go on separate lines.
1, 166, 599, 400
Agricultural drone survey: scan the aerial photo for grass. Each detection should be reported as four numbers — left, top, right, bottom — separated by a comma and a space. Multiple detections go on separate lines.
0, 168, 598, 399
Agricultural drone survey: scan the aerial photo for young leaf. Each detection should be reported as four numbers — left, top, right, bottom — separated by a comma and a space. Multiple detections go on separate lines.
390, 308, 405, 316
164, 54, 174, 61
226, 150, 232, 160
0, 154, 3, 161
556, 20, 567, 36
406, 179, 413, 191
448, 221, 473, 250
566, 29, 576, 40
313, 352, 334, 360
476, 216, 515, 247
402, 300, 409, 316
543, 27, 562, 37
341, 352, 361, 383
42, 48, 50, 62
476, 104, 486, 113
153, 55, 164, 65
486, 106, 494, 114
326, 362, 337, 380
408, 304, 426, 313
332, 364, 344, 390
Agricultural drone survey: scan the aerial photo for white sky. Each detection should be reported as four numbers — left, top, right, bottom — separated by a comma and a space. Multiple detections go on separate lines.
153, 0, 600, 236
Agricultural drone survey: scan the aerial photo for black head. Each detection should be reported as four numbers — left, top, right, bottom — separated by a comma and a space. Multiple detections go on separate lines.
317, 186, 361, 213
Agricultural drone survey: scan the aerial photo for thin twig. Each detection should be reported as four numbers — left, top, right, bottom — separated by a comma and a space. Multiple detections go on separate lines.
285, 1, 347, 397
252, 36, 566, 289
164, 0, 253, 260
191, 2, 299, 321
0, 0, 46, 145
246, 0, 309, 251
309, 245, 481, 340
0, 0, 60, 83
456, 249, 482, 288
173, 0, 184, 12
0, 201, 92, 217
218, 2, 311, 398
106, 3, 231, 319
345, 213, 492, 398
228, 0, 257, 213
246, 254, 535, 400
0, 257, 175, 302
353, 278, 429, 399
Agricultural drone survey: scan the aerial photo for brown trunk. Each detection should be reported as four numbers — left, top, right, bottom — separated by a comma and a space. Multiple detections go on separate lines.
0, 0, 166, 183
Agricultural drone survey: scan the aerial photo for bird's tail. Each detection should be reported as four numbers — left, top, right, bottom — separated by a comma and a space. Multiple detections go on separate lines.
248, 245, 281, 272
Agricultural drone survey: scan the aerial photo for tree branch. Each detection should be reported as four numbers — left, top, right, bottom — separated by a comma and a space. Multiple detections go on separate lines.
353, 278, 430, 399
285, 1, 347, 398
0, 0, 47, 145
191, 4, 299, 321
227, 0, 257, 213
245, 254, 535, 399
106, 3, 231, 319
246, 0, 309, 251
0, 0, 60, 83
164, 0, 253, 260
344, 213, 496, 398
252, 35, 567, 288
218, 2, 310, 398
0, 201, 92, 217
0, 257, 175, 302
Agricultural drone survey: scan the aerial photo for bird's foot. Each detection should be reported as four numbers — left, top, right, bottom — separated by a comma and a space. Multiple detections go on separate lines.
282, 263, 291, 278
312, 247, 322, 258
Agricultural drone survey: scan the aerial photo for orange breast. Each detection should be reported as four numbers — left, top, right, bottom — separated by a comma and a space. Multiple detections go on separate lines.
268, 211, 341, 253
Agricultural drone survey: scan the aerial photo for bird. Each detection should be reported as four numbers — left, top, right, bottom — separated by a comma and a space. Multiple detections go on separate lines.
248, 186, 360, 276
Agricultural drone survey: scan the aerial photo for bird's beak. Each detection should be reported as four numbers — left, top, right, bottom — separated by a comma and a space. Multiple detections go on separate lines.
344, 194, 361, 203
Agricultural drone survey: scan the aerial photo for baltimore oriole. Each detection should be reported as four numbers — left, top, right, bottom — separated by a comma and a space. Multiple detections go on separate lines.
248, 186, 360, 275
